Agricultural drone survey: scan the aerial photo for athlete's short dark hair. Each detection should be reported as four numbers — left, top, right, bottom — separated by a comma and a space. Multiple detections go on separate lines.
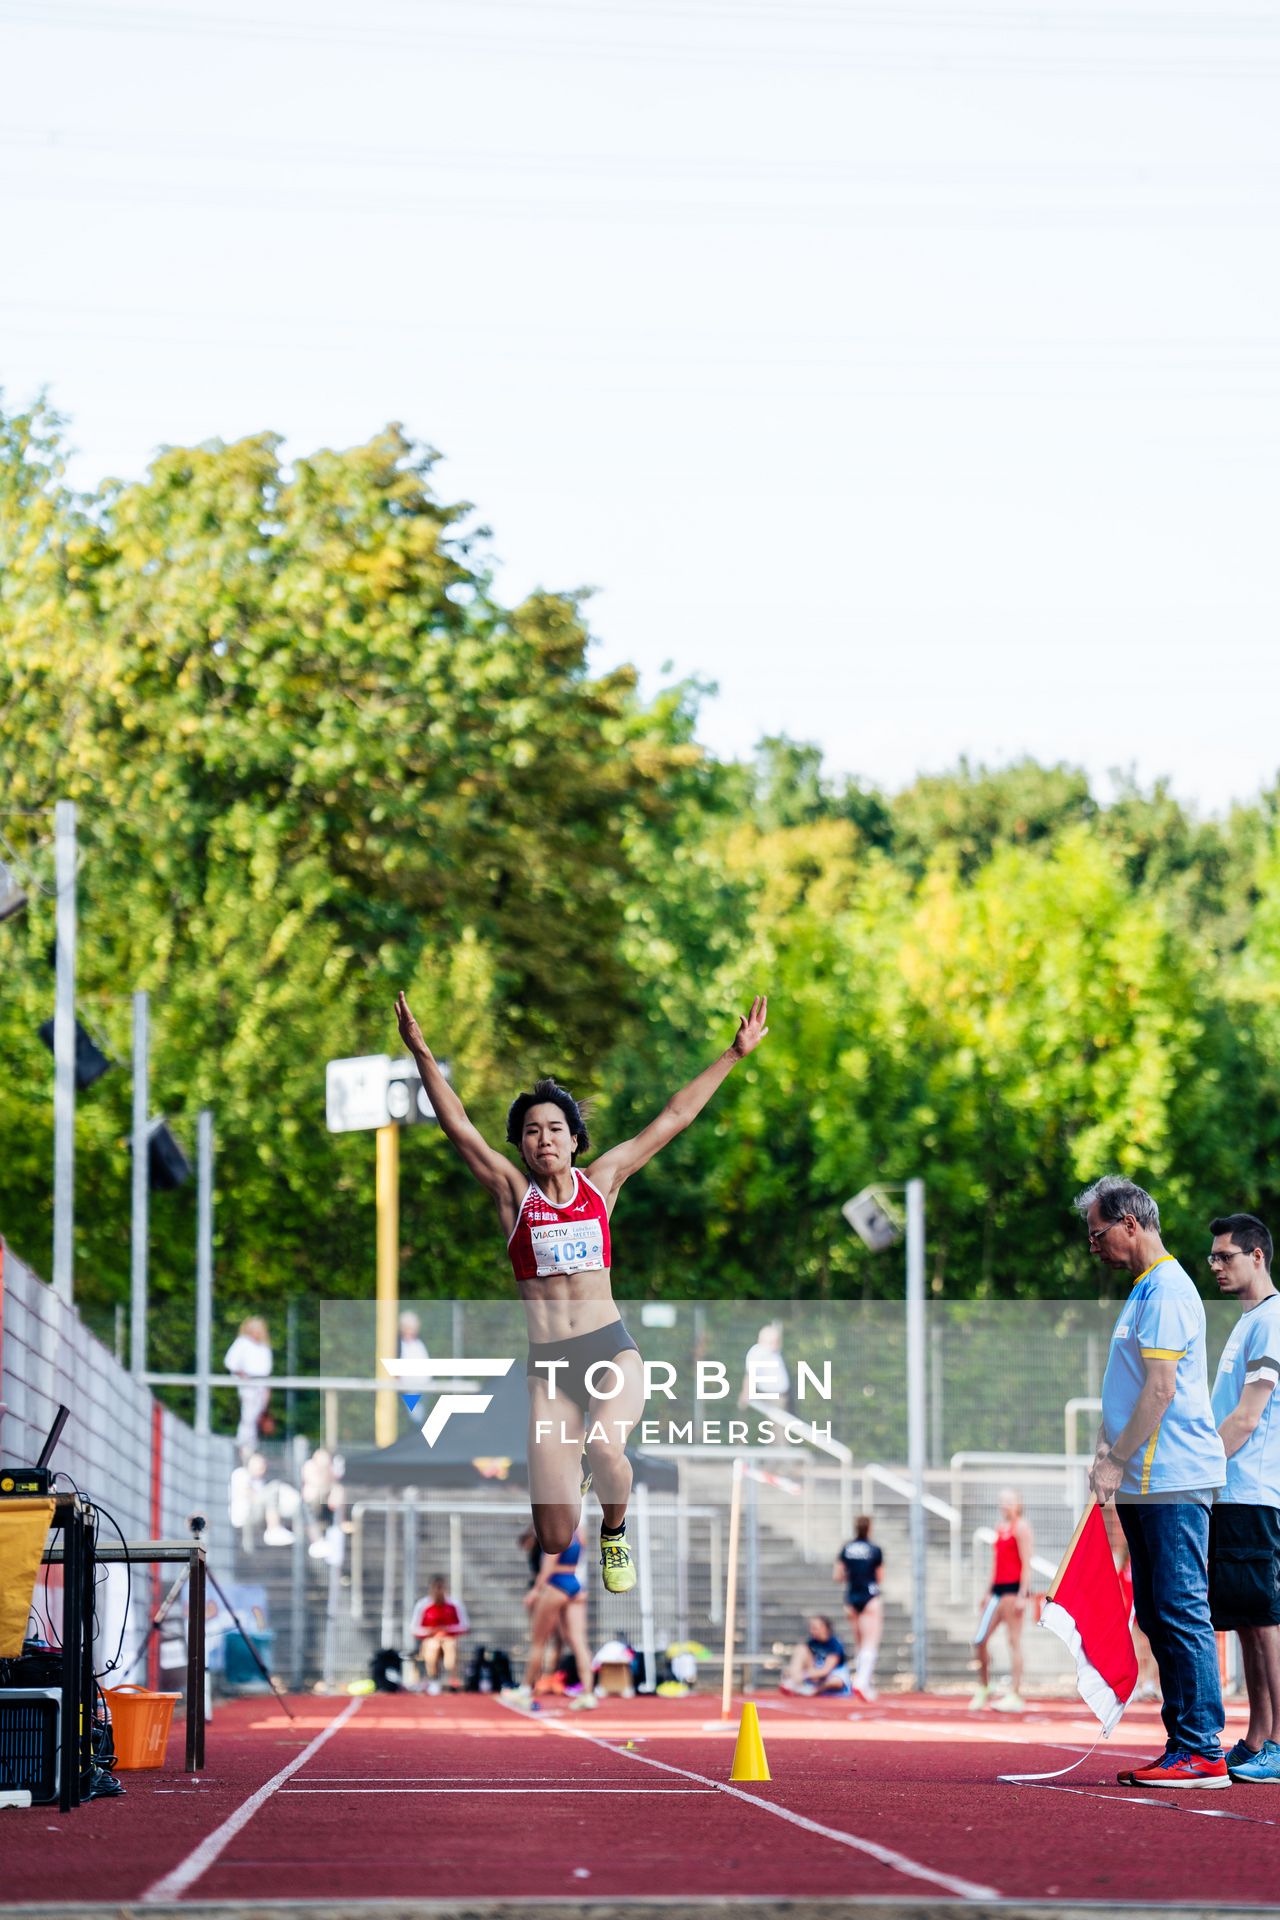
1209, 1212, 1273, 1271
855, 1515, 872, 1540
506, 1078, 590, 1161
811, 1614, 834, 1634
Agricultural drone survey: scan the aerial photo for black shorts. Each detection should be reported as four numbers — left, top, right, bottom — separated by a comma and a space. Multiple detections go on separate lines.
1210, 1503, 1280, 1631
526, 1319, 640, 1418
991, 1581, 1021, 1599
845, 1586, 880, 1614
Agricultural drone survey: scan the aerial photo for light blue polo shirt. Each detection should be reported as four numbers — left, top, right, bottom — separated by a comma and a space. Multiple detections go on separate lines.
1101, 1255, 1226, 1497
1211, 1293, 1280, 1505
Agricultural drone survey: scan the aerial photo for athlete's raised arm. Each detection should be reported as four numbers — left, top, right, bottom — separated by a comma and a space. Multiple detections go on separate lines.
589, 995, 769, 1208
394, 993, 525, 1221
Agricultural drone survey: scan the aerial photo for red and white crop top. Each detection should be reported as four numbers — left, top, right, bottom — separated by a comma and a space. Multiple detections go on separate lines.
507, 1169, 612, 1282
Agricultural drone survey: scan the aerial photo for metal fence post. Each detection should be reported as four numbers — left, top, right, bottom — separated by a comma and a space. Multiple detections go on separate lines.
290, 1433, 308, 1689
745, 1468, 760, 1691
906, 1176, 928, 1691
635, 1481, 656, 1692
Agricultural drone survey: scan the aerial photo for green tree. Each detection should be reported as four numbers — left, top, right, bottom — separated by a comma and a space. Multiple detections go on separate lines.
0, 406, 703, 1367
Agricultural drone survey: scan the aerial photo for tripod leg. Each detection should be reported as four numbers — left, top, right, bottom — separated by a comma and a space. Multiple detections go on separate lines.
121, 1565, 192, 1680
206, 1567, 296, 1720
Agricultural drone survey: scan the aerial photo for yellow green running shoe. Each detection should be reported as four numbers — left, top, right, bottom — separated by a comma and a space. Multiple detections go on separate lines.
600, 1529, 636, 1593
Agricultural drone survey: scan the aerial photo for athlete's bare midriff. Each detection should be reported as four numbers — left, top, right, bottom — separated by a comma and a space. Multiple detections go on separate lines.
517, 1271, 622, 1345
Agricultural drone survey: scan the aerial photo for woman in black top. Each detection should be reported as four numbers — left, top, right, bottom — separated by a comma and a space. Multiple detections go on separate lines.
834, 1515, 884, 1701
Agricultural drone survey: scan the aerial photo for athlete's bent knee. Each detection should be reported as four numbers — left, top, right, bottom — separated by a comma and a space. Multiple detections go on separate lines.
534, 1512, 577, 1555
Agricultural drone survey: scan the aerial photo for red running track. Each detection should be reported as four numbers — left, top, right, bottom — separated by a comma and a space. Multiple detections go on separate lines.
2, 1690, 1277, 1907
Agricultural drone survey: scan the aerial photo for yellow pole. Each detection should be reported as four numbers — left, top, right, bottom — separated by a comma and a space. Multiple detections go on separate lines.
375, 1122, 400, 1447
720, 1457, 744, 1721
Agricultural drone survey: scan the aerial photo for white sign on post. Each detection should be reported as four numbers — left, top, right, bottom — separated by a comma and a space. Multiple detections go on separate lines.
326, 1054, 442, 1132
842, 1186, 904, 1252
326, 1055, 392, 1134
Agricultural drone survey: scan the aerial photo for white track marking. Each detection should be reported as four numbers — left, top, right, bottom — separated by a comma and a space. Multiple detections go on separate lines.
759, 1697, 1156, 1764
495, 1700, 998, 1901
141, 1697, 363, 1903
282, 1774, 721, 1789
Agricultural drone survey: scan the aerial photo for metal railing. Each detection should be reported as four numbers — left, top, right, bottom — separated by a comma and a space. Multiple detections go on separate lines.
745, 1399, 854, 1548
346, 1492, 725, 1685
860, 1462, 963, 1603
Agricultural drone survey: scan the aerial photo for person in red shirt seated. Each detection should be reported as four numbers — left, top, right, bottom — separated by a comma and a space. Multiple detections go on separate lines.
411, 1575, 468, 1694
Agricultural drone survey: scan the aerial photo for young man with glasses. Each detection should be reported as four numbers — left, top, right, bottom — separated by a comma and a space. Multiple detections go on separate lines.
1077, 1175, 1228, 1787
1208, 1212, 1280, 1783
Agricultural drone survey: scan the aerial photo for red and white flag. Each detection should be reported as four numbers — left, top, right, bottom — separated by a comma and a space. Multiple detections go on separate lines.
1040, 1503, 1138, 1736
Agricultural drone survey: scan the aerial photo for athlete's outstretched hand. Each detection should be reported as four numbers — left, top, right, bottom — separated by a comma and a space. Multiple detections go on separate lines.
731, 995, 769, 1058
395, 991, 427, 1055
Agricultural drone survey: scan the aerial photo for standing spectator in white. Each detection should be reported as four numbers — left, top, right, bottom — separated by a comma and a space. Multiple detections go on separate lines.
739, 1322, 790, 1414
398, 1310, 431, 1424
225, 1315, 273, 1460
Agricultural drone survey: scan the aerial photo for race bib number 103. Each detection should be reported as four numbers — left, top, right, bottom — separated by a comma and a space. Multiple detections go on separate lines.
530, 1219, 606, 1276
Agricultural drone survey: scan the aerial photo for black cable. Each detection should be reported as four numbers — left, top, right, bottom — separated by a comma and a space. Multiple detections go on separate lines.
51, 1474, 133, 1677
89, 1496, 132, 1677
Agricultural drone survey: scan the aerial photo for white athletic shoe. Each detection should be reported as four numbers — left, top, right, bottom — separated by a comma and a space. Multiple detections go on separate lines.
501, 1683, 533, 1705
425, 1680, 442, 1696
992, 1690, 1026, 1712
570, 1690, 599, 1710
968, 1685, 991, 1711
263, 1526, 295, 1546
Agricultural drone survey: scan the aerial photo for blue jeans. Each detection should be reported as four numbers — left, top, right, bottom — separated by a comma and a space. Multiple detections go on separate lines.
1119, 1500, 1223, 1758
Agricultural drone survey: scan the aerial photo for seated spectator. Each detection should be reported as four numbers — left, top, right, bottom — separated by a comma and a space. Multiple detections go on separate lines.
411, 1575, 469, 1694
779, 1614, 850, 1696
228, 1450, 299, 1548
300, 1446, 336, 1536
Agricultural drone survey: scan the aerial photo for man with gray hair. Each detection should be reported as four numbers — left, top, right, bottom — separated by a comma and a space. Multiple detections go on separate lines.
1078, 1174, 1228, 1788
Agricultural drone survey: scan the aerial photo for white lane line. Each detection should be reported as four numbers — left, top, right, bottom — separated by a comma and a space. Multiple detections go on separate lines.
759, 1697, 1157, 1765
141, 1697, 364, 1903
282, 1774, 721, 1789
495, 1700, 998, 1902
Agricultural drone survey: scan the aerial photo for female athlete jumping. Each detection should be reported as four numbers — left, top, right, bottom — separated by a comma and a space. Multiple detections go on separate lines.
394, 990, 769, 1593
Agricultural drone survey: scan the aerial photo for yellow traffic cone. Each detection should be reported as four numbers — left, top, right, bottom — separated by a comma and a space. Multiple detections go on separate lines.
729, 1701, 770, 1781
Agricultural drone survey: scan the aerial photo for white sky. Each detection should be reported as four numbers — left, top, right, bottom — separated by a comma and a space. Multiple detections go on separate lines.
3, 0, 1279, 813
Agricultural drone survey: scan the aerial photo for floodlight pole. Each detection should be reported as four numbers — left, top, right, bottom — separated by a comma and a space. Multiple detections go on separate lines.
52, 800, 77, 1304
195, 1110, 214, 1436
130, 991, 149, 1374
905, 1177, 928, 1691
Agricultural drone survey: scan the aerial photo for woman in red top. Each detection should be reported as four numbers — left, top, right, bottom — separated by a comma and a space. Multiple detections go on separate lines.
412, 1575, 466, 1694
394, 990, 769, 1594
971, 1488, 1034, 1711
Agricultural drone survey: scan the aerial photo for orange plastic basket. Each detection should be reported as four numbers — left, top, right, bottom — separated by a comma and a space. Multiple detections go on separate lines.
102, 1684, 180, 1770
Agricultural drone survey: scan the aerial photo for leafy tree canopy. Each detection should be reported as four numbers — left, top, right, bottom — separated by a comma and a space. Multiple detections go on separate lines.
3, 394, 1280, 1394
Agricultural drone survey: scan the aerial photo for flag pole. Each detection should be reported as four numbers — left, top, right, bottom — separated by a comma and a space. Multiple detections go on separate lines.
1047, 1498, 1097, 1601
720, 1457, 744, 1721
